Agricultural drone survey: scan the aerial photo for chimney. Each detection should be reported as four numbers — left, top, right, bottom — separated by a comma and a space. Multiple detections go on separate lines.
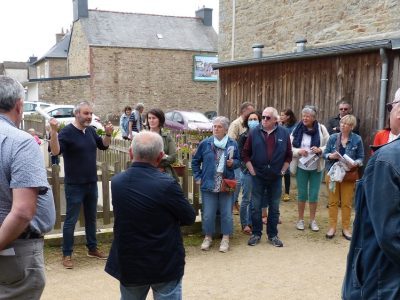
73, 0, 88, 22
252, 44, 264, 59
28, 56, 37, 64
296, 38, 307, 52
195, 6, 213, 26
56, 28, 65, 43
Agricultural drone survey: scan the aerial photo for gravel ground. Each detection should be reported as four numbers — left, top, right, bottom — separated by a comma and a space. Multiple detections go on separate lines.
41, 193, 351, 300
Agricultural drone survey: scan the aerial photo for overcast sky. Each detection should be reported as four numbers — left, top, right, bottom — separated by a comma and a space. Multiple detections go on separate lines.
0, 0, 219, 62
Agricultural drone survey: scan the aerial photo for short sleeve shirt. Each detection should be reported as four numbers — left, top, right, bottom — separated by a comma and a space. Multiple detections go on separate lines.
0, 115, 55, 233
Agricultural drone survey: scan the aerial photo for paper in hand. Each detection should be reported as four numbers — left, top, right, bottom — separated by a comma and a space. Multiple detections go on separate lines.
227, 146, 234, 160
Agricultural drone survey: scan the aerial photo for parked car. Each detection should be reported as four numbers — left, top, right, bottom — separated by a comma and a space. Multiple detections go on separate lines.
41, 104, 104, 130
204, 110, 217, 121
165, 110, 213, 131
23, 101, 53, 117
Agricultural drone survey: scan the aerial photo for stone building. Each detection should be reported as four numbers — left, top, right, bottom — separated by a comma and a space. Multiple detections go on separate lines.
219, 0, 400, 61
0, 61, 28, 83
215, 0, 400, 152
27, 0, 218, 118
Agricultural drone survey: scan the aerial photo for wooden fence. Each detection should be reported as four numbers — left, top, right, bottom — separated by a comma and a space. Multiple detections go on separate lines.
48, 143, 203, 231
23, 113, 209, 230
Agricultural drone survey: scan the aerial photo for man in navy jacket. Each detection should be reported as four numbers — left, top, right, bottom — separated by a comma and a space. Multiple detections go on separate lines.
106, 131, 196, 300
342, 91, 400, 299
242, 107, 292, 248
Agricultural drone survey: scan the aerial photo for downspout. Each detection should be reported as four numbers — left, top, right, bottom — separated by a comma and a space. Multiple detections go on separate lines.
231, 0, 236, 60
378, 48, 388, 129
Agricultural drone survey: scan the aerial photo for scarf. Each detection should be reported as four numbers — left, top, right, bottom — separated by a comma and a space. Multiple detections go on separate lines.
214, 135, 229, 173
292, 121, 320, 148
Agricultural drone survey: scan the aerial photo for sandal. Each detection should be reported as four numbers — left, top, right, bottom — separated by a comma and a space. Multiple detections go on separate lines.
241, 225, 252, 235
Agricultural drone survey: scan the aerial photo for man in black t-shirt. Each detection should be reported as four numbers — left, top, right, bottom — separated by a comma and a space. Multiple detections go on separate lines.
49, 101, 113, 269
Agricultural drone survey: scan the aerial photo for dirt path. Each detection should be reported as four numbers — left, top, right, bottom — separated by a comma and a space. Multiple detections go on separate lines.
41, 197, 350, 300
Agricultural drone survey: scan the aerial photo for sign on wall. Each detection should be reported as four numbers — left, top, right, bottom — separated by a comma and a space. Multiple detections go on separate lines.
193, 55, 218, 82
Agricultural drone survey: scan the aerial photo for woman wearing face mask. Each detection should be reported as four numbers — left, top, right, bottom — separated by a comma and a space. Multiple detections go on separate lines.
237, 111, 262, 234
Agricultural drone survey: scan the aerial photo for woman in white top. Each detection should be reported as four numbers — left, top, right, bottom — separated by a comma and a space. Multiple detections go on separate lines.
290, 106, 329, 232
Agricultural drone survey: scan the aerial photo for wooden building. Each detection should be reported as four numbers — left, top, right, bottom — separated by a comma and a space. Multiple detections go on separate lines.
213, 39, 400, 151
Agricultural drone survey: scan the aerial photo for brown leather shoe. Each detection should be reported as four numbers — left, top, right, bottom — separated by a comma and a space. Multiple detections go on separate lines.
87, 248, 108, 260
62, 256, 73, 269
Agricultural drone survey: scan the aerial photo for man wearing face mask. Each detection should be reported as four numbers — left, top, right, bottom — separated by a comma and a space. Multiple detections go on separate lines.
237, 110, 262, 235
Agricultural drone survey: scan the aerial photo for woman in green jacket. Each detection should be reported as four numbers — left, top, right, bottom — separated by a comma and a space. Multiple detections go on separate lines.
146, 108, 178, 180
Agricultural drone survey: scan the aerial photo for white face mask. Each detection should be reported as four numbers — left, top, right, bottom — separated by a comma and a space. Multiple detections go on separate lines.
248, 120, 259, 129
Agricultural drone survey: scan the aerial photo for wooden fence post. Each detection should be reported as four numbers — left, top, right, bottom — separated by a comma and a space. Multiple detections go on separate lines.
192, 177, 200, 216
114, 161, 121, 174
51, 164, 62, 229
102, 162, 111, 225
182, 159, 189, 199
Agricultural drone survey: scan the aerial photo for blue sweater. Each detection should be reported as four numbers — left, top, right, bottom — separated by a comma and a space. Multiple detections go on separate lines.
58, 124, 108, 184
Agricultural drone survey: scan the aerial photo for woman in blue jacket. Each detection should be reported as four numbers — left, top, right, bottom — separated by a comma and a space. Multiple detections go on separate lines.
323, 114, 364, 240
192, 116, 239, 253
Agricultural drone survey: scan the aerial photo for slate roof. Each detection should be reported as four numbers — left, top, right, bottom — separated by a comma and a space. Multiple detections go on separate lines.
35, 33, 71, 64
1, 61, 28, 69
79, 10, 217, 52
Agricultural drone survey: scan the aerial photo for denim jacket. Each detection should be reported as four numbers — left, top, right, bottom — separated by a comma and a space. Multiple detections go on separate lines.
192, 136, 239, 192
323, 132, 364, 171
342, 139, 400, 299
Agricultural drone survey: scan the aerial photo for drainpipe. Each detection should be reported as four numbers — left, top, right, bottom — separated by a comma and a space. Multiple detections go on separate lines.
231, 0, 236, 60
379, 48, 388, 129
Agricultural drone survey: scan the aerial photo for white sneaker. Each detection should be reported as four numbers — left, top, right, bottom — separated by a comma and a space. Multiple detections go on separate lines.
219, 239, 229, 253
201, 237, 212, 251
296, 219, 305, 230
310, 220, 320, 232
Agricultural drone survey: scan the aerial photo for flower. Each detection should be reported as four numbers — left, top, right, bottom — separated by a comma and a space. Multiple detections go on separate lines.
172, 130, 212, 166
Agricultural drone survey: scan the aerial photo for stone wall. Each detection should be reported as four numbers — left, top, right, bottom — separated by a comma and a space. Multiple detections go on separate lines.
89, 47, 217, 118
38, 77, 90, 106
68, 21, 90, 76
49, 59, 67, 77
219, 0, 400, 61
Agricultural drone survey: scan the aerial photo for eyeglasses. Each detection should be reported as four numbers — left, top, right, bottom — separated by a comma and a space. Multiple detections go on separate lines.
262, 116, 272, 120
386, 100, 400, 112
339, 108, 349, 111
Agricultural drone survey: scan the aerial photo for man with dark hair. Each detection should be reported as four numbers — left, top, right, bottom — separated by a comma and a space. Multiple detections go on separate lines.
0, 76, 55, 299
343, 89, 400, 299
106, 131, 196, 299
327, 100, 360, 135
49, 101, 114, 269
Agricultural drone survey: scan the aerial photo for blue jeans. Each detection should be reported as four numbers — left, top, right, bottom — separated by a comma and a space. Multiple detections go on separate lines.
63, 183, 98, 256
251, 176, 282, 238
120, 278, 182, 300
239, 171, 253, 226
230, 168, 242, 208
202, 191, 233, 236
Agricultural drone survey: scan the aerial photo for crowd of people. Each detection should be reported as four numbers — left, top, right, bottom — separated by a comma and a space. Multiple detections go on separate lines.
1, 74, 399, 299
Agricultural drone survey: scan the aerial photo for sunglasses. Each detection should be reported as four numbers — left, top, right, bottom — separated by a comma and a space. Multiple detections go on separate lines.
339, 108, 349, 111
386, 100, 400, 112
262, 116, 272, 120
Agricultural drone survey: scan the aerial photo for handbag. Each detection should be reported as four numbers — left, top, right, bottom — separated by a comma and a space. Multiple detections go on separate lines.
342, 167, 359, 182
220, 178, 237, 193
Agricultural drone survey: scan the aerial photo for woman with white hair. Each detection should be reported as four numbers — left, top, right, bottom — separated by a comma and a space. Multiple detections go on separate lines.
192, 116, 240, 253
290, 105, 329, 232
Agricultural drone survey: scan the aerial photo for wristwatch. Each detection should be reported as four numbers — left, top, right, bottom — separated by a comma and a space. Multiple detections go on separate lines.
281, 170, 285, 176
